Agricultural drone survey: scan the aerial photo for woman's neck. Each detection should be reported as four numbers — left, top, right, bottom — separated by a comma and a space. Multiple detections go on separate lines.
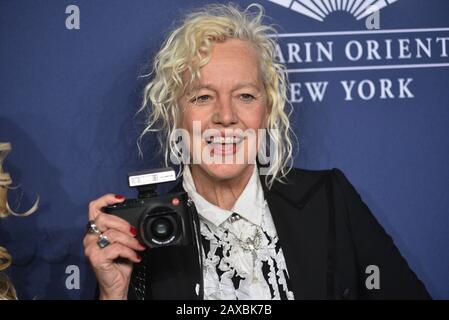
189, 165, 255, 210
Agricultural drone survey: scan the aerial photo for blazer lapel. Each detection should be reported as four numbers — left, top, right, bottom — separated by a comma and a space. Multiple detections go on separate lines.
262, 172, 330, 299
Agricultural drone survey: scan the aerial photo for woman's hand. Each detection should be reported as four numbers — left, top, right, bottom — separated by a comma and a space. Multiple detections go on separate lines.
83, 194, 146, 300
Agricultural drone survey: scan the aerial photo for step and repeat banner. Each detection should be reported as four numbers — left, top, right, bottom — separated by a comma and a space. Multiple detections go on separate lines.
0, 0, 448, 299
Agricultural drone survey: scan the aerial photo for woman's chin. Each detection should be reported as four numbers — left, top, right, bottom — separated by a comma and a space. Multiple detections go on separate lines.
197, 163, 254, 182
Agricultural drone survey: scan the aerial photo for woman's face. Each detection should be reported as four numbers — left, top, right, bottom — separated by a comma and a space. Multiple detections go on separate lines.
179, 39, 269, 182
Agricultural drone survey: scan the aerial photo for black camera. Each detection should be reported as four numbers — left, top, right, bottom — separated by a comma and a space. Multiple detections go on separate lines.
102, 168, 197, 249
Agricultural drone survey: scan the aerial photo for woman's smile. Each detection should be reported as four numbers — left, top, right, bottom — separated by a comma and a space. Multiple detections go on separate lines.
204, 134, 244, 157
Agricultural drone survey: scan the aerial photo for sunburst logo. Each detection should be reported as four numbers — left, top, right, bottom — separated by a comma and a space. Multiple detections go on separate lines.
267, 0, 399, 22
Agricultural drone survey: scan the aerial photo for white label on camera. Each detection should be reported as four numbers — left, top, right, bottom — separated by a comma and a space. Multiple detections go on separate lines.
129, 170, 176, 187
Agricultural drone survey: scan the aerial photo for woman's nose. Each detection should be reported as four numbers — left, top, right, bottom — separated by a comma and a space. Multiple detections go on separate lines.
212, 98, 238, 126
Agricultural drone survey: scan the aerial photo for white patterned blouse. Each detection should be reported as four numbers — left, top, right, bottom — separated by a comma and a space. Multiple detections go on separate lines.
182, 166, 295, 300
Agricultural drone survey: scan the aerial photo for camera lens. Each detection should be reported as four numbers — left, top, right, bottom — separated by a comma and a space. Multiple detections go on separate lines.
150, 217, 174, 241
142, 209, 180, 246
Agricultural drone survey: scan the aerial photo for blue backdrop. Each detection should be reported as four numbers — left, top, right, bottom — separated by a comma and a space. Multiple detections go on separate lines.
0, 0, 448, 299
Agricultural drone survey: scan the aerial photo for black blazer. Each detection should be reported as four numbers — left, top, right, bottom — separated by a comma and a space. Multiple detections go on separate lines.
127, 168, 430, 300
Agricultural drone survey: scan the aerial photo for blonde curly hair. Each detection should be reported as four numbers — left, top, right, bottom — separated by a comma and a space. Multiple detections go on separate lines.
0, 247, 17, 300
137, 3, 294, 188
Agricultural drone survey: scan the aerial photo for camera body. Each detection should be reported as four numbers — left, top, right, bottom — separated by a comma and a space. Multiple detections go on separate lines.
102, 168, 196, 249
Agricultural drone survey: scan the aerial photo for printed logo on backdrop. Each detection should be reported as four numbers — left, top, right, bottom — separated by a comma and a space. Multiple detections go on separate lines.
266, 0, 449, 104
269, 0, 392, 23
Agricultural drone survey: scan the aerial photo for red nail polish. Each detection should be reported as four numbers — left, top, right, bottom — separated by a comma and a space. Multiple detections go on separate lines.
130, 226, 137, 236
137, 255, 142, 261
139, 241, 146, 248
115, 194, 125, 200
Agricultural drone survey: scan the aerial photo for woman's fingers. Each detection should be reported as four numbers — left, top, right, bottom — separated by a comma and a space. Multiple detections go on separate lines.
102, 229, 146, 252
94, 213, 136, 237
83, 224, 145, 262
84, 234, 143, 266
92, 243, 142, 265
103, 243, 142, 264
88, 193, 125, 220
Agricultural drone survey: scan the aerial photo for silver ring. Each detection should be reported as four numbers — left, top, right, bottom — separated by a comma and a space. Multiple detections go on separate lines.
97, 233, 110, 249
86, 220, 101, 235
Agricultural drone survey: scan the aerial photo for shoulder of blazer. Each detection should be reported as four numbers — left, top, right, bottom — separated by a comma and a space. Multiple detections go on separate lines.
263, 167, 339, 209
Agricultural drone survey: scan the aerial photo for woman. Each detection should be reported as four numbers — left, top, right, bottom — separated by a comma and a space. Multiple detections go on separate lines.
83, 3, 430, 300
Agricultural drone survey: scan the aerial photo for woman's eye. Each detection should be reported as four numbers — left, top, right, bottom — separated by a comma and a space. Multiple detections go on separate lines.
240, 93, 255, 101
191, 95, 211, 104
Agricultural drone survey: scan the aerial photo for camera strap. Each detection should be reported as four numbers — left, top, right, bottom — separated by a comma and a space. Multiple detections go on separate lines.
189, 197, 204, 299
